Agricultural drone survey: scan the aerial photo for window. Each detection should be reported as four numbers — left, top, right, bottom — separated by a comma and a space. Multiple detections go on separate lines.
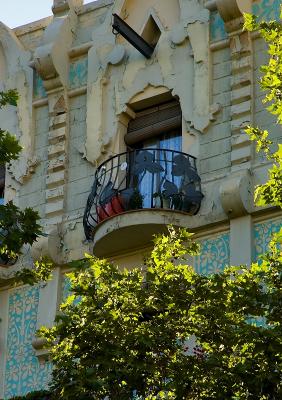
125, 100, 182, 208
0, 165, 4, 205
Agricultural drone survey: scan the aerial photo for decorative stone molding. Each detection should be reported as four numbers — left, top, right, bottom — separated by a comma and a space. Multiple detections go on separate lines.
32, 1, 79, 237
220, 170, 253, 218
33, 0, 79, 91
45, 94, 69, 229
170, 25, 187, 46
85, 0, 211, 164
216, 0, 252, 31
52, 0, 83, 15
32, 337, 50, 361
31, 225, 63, 264
106, 44, 126, 65
229, 31, 253, 171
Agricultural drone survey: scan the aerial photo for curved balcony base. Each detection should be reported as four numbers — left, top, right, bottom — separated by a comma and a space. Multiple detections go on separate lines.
92, 209, 194, 258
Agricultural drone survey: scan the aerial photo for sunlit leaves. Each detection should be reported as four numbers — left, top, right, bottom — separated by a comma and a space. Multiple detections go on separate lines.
0, 90, 43, 266
0, 129, 22, 163
0, 89, 19, 108
0, 201, 42, 264
244, 12, 282, 209
36, 222, 282, 399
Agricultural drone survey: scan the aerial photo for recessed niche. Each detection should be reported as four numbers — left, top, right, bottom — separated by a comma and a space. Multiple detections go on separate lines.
141, 15, 161, 49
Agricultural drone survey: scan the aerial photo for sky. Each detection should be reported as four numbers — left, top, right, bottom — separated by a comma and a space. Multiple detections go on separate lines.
1, 0, 95, 28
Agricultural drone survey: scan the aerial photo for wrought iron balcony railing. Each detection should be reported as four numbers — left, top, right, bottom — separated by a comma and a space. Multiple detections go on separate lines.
83, 148, 203, 240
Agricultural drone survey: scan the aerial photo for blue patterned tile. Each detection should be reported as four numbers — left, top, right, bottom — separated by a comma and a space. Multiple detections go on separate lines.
254, 218, 282, 260
33, 72, 47, 99
69, 58, 88, 89
4, 286, 52, 398
194, 232, 230, 275
210, 11, 228, 42
252, 0, 281, 21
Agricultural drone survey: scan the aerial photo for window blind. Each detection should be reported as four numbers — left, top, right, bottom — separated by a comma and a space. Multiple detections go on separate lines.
125, 100, 182, 146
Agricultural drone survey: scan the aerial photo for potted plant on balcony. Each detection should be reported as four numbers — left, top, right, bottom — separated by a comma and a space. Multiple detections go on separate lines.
153, 191, 171, 209
128, 188, 143, 210
96, 182, 125, 223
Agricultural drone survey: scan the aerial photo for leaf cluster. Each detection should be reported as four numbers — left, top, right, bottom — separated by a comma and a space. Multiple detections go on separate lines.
0, 89, 19, 108
0, 90, 42, 265
0, 129, 22, 164
39, 226, 282, 400
244, 12, 282, 208
0, 390, 51, 400
14, 256, 54, 286
0, 201, 42, 264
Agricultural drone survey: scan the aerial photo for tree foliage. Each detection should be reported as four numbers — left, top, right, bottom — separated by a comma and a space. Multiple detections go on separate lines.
244, 12, 282, 208
0, 90, 43, 265
0, 390, 51, 400
40, 223, 282, 400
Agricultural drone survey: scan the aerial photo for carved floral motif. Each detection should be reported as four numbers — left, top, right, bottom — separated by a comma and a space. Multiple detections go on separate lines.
4, 286, 52, 398
194, 232, 230, 275
254, 218, 282, 261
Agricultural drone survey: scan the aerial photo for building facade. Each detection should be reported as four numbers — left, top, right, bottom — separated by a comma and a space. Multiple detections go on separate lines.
0, 0, 281, 397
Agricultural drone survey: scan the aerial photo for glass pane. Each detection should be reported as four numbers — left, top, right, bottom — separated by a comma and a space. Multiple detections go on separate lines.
137, 131, 181, 208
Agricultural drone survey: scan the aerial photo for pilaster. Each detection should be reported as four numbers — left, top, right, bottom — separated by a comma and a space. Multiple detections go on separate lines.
216, 0, 253, 172
32, 268, 62, 360
229, 30, 253, 171
230, 215, 253, 265
46, 93, 69, 228
32, 0, 79, 262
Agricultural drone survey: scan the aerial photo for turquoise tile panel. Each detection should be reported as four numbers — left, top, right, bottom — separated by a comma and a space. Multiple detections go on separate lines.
194, 232, 230, 275
4, 286, 52, 398
69, 58, 88, 89
62, 274, 71, 301
210, 0, 281, 43
210, 11, 228, 42
62, 273, 81, 306
252, 0, 281, 21
33, 72, 47, 99
254, 218, 282, 260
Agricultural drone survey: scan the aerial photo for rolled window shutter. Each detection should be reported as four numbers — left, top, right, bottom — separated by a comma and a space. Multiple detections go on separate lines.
125, 100, 181, 146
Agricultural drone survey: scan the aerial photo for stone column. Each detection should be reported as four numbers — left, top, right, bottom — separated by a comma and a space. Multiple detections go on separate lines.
216, 0, 253, 171
217, 0, 254, 265
33, 0, 80, 261
31, 0, 80, 356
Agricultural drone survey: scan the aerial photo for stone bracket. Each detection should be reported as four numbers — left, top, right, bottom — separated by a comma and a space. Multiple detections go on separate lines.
220, 169, 253, 218
216, 0, 252, 29
32, 337, 50, 362
33, 0, 79, 91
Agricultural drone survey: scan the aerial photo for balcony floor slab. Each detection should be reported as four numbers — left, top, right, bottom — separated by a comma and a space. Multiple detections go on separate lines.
92, 208, 197, 258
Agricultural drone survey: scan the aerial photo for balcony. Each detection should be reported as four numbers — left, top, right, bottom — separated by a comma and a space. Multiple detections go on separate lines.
83, 148, 203, 256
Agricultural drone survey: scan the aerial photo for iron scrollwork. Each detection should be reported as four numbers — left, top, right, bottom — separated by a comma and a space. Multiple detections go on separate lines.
83, 148, 203, 240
